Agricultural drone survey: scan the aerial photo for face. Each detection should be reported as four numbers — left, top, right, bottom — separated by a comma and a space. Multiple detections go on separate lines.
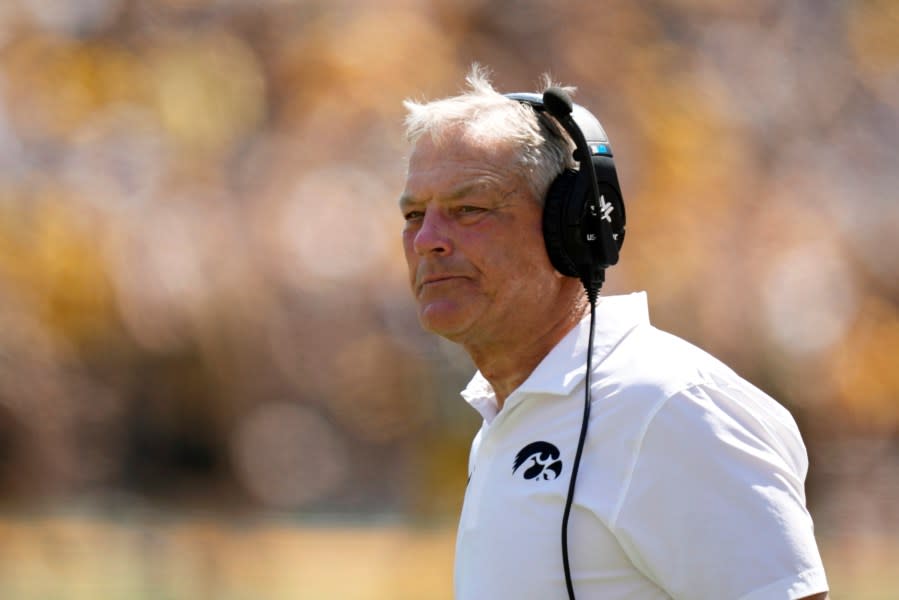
400, 130, 567, 348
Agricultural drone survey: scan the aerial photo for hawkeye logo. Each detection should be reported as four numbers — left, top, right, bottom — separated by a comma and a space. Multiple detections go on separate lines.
513, 441, 563, 481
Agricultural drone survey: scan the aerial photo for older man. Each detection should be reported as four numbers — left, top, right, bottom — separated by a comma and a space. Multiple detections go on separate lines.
400, 65, 829, 600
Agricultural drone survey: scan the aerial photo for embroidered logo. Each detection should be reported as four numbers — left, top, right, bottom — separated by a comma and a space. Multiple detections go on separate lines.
513, 441, 563, 481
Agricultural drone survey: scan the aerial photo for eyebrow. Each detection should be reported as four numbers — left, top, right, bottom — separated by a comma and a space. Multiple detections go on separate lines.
398, 180, 495, 211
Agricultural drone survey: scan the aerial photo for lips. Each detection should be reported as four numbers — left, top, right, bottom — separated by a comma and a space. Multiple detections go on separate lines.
416, 273, 468, 294
422, 274, 460, 285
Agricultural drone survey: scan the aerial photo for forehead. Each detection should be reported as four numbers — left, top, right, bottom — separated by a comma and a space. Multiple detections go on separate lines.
403, 128, 522, 198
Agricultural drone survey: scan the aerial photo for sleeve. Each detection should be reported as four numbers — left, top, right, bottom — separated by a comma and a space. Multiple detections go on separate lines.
609, 382, 829, 600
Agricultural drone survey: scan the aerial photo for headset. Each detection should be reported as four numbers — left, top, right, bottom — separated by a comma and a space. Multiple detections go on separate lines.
505, 88, 626, 600
504, 88, 626, 302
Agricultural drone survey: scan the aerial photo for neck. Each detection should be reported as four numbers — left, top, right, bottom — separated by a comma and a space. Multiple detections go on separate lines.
466, 294, 590, 409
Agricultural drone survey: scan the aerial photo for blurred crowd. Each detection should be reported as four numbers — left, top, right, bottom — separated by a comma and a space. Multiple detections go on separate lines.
0, 0, 896, 544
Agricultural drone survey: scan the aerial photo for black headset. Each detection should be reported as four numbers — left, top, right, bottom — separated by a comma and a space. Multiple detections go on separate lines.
506, 88, 626, 600
505, 88, 626, 301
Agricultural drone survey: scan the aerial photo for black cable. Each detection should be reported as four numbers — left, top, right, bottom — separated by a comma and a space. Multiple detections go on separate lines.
562, 283, 599, 600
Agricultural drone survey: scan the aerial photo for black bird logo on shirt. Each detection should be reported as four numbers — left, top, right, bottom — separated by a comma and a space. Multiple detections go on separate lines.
513, 441, 563, 481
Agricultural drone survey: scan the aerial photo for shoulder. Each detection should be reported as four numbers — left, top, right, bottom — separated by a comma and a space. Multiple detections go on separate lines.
599, 322, 735, 393
601, 337, 824, 599
593, 322, 809, 482
599, 323, 797, 428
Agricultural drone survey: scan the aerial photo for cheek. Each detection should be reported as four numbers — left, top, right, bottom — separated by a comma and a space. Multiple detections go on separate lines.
490, 234, 550, 277
401, 228, 415, 253
402, 232, 418, 276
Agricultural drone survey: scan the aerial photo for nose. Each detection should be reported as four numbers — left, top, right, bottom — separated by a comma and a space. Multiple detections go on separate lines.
412, 209, 453, 257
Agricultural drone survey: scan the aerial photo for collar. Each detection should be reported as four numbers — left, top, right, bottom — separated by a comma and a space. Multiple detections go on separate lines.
461, 292, 651, 423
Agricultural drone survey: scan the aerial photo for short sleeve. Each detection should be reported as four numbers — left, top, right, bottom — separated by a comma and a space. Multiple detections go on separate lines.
610, 383, 828, 599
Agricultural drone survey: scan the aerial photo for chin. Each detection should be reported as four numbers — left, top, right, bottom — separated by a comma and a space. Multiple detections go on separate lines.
418, 302, 475, 341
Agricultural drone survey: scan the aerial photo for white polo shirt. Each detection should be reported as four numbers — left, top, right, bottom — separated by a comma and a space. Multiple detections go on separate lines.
454, 292, 828, 600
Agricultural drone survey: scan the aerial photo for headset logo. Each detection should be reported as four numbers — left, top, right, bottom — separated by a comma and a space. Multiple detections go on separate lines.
599, 194, 614, 223
513, 441, 563, 481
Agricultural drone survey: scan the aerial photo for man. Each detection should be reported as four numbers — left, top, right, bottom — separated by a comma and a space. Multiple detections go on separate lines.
399, 65, 829, 599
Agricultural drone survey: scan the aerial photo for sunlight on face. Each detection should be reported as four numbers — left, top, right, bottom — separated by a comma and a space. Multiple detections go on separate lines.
400, 131, 564, 348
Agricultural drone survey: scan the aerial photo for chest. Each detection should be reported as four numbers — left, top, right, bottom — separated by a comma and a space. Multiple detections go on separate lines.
454, 399, 668, 600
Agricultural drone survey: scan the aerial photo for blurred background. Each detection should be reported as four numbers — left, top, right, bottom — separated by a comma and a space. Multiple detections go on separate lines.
0, 0, 896, 598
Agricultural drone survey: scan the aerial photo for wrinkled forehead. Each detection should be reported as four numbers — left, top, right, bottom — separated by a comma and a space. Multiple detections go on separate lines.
402, 127, 531, 204
407, 122, 521, 177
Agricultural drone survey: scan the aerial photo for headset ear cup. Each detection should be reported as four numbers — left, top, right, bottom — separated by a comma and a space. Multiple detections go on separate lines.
542, 170, 580, 277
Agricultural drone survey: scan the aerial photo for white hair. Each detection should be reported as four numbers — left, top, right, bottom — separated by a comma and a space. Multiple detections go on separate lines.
403, 64, 576, 202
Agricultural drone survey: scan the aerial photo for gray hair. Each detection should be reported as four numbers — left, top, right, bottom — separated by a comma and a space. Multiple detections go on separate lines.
403, 64, 576, 202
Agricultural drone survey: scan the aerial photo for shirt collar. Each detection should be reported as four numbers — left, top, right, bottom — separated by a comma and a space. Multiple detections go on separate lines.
461, 292, 651, 423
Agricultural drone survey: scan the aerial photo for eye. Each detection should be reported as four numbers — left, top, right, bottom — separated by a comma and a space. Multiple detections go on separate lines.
403, 210, 424, 222
455, 205, 486, 215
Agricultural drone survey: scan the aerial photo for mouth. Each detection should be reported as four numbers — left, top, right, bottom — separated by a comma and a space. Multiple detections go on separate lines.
417, 274, 466, 293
